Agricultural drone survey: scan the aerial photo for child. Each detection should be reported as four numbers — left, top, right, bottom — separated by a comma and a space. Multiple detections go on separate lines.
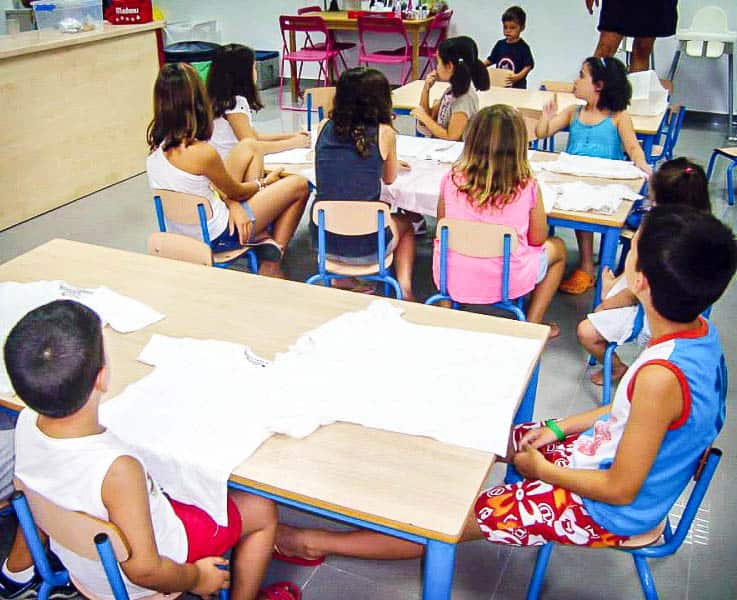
536, 56, 652, 295
273, 205, 737, 562
432, 105, 567, 335
1, 300, 299, 600
146, 63, 309, 278
578, 158, 711, 385
484, 6, 535, 89
313, 67, 417, 300
411, 36, 490, 141
206, 44, 310, 165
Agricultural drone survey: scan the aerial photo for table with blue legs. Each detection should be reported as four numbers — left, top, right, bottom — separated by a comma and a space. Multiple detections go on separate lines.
0, 239, 548, 600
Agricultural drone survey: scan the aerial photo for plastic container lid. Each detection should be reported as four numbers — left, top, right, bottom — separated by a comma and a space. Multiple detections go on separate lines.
163, 41, 221, 63
255, 50, 279, 61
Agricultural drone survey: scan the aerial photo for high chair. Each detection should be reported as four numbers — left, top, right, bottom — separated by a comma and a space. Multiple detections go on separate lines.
305, 86, 336, 132
305, 201, 403, 299
357, 15, 413, 85
526, 446, 723, 600
152, 191, 258, 273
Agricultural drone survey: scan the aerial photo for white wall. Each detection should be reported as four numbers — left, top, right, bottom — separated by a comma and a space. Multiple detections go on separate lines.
130, 0, 737, 114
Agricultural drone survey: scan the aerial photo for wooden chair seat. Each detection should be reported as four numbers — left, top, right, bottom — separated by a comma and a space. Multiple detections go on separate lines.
213, 247, 252, 264
148, 232, 212, 266
324, 252, 394, 276
715, 147, 737, 158
70, 573, 182, 600
619, 521, 666, 548
539, 80, 574, 93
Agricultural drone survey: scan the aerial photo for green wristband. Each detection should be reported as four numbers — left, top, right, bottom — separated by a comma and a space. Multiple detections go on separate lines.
545, 419, 566, 442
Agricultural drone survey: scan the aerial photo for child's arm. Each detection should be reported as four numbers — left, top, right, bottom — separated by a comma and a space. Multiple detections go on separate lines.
535, 99, 574, 140
516, 364, 683, 504
527, 182, 548, 246
436, 192, 445, 219
227, 113, 309, 153
595, 288, 638, 312
411, 109, 469, 141
505, 65, 533, 88
419, 71, 437, 114
518, 404, 613, 451
614, 112, 653, 176
103, 456, 228, 595
379, 124, 400, 184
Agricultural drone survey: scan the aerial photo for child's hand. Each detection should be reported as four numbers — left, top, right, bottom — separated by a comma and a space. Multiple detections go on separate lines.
399, 160, 412, 171
513, 445, 548, 480
600, 267, 616, 298
227, 203, 252, 245
264, 167, 284, 186
585, 0, 600, 15
292, 132, 311, 149
542, 94, 558, 120
424, 70, 438, 89
518, 425, 558, 450
504, 72, 516, 87
410, 106, 429, 124
192, 556, 229, 596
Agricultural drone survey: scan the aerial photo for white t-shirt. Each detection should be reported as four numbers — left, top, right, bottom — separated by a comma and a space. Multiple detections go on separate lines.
210, 95, 252, 159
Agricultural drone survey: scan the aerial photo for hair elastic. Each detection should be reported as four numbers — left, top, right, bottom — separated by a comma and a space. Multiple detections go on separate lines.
599, 57, 607, 68
684, 166, 694, 174
457, 57, 464, 63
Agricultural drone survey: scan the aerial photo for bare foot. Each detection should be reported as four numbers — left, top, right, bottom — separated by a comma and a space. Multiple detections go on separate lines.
275, 524, 324, 561
543, 321, 560, 339
590, 361, 628, 386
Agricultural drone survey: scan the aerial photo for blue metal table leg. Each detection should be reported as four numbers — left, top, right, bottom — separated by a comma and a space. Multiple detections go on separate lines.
422, 540, 457, 600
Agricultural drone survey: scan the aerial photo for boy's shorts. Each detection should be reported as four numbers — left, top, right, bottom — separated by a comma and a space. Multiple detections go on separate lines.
169, 496, 243, 562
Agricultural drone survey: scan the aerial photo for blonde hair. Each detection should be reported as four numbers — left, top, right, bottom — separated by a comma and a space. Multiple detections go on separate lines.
452, 105, 532, 209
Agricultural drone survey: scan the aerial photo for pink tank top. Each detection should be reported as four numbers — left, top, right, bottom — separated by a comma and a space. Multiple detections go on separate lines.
432, 171, 543, 304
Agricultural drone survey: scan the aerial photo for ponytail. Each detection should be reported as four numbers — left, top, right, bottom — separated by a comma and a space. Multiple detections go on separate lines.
439, 36, 489, 97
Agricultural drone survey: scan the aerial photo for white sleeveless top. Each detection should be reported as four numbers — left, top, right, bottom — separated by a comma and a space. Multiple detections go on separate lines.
146, 145, 229, 242
210, 95, 252, 159
14, 408, 188, 600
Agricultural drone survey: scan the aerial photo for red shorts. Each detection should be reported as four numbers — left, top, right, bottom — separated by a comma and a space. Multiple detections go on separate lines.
474, 421, 630, 548
169, 497, 243, 562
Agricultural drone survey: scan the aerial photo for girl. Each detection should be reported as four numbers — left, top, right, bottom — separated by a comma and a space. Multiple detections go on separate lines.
313, 67, 416, 300
578, 157, 711, 385
206, 43, 310, 167
536, 56, 652, 295
146, 63, 309, 278
433, 105, 567, 335
411, 36, 490, 141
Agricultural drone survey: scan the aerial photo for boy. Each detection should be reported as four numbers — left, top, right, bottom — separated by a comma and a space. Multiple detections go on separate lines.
0, 301, 287, 599
484, 6, 535, 89
273, 206, 737, 560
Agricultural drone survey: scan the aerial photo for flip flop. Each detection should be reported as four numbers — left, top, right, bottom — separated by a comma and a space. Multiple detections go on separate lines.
272, 547, 326, 567
559, 269, 596, 295
248, 236, 284, 262
260, 581, 303, 600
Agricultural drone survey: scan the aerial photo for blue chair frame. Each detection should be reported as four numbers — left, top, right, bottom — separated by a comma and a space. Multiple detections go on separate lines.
526, 447, 722, 600
306, 202, 403, 299
705, 147, 737, 207
153, 194, 258, 273
647, 105, 687, 167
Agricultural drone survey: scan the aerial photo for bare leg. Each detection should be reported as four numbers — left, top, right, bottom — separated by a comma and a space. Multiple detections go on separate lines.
594, 31, 623, 58
576, 230, 596, 276
229, 491, 278, 600
225, 139, 262, 184
5, 529, 34, 572
526, 237, 566, 326
630, 37, 655, 72
577, 317, 628, 385
390, 214, 416, 301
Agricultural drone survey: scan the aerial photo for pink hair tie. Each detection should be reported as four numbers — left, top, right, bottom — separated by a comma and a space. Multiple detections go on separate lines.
684, 166, 694, 174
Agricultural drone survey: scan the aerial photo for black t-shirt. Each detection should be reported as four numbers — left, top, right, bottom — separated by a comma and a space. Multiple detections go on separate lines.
487, 38, 535, 89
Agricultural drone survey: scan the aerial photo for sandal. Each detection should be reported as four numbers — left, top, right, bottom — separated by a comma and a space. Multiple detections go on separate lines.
260, 581, 302, 600
559, 269, 596, 295
330, 278, 376, 295
248, 235, 284, 263
273, 547, 326, 567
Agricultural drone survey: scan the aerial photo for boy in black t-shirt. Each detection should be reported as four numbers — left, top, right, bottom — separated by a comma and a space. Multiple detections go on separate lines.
484, 6, 534, 89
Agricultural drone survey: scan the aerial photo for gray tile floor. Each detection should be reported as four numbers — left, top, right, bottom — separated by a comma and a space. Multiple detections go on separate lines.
1, 88, 736, 599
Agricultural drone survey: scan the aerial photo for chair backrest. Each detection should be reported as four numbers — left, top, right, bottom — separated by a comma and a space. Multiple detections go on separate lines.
690, 6, 729, 34
13, 479, 130, 563
488, 67, 509, 87
358, 15, 410, 53
539, 80, 574, 93
418, 9, 453, 50
435, 218, 519, 258
297, 5, 321, 14
153, 189, 214, 226
279, 15, 332, 54
148, 232, 213, 266
306, 86, 336, 130
312, 200, 392, 236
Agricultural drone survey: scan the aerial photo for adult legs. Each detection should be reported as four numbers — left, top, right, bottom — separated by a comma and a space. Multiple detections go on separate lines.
630, 37, 655, 72
594, 31, 623, 59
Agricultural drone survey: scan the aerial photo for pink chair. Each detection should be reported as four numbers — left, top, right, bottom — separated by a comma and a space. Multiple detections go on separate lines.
357, 15, 413, 85
418, 10, 453, 78
279, 15, 339, 110
297, 5, 356, 74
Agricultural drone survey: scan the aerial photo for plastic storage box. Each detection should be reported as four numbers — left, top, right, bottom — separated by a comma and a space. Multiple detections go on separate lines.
255, 50, 279, 90
31, 0, 103, 33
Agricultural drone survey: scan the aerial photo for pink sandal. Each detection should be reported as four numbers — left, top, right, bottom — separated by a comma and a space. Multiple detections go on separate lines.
260, 581, 302, 600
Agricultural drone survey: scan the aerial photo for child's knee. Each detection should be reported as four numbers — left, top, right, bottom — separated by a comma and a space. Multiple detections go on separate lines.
230, 491, 278, 532
546, 236, 567, 261
577, 317, 599, 346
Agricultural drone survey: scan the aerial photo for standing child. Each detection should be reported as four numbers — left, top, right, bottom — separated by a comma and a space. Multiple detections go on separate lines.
146, 63, 309, 278
273, 205, 737, 565
536, 56, 652, 294
578, 158, 712, 385
313, 67, 417, 300
1, 300, 299, 600
432, 105, 567, 335
484, 6, 535, 89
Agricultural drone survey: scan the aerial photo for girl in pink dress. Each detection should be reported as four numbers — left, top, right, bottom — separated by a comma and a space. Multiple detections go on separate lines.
432, 104, 566, 335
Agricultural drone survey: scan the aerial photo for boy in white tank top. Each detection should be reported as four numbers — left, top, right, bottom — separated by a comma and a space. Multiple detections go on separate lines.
2, 301, 296, 600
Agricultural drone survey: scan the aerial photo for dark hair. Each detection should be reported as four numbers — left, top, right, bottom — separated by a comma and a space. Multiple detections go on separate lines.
4, 300, 105, 418
331, 67, 393, 159
146, 63, 213, 152
207, 44, 264, 118
583, 56, 631, 112
636, 206, 737, 322
502, 6, 526, 27
650, 157, 711, 213
438, 36, 490, 98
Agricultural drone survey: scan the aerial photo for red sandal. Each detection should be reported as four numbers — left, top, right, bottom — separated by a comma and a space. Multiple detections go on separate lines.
260, 581, 302, 600
272, 547, 326, 567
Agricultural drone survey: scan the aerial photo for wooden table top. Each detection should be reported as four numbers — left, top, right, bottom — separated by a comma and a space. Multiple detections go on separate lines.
0, 239, 548, 542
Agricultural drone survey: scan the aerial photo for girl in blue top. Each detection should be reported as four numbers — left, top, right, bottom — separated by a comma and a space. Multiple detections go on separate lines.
536, 56, 652, 295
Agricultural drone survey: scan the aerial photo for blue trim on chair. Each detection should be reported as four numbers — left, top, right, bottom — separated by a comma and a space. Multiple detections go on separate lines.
95, 534, 130, 599
153, 196, 167, 232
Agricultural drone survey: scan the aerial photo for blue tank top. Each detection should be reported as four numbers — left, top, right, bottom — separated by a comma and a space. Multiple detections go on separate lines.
565, 107, 626, 160
312, 121, 391, 258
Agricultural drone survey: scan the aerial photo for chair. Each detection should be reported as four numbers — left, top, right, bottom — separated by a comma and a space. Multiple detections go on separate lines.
425, 219, 526, 321
305, 201, 403, 299
305, 86, 336, 132
147, 232, 213, 267
357, 15, 413, 85
418, 9, 453, 78
11, 478, 183, 600
152, 190, 258, 273
526, 446, 723, 600
646, 105, 687, 167
278, 15, 339, 110
667, 6, 737, 140
488, 67, 510, 87
706, 147, 737, 206
297, 5, 356, 76
518, 106, 541, 150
